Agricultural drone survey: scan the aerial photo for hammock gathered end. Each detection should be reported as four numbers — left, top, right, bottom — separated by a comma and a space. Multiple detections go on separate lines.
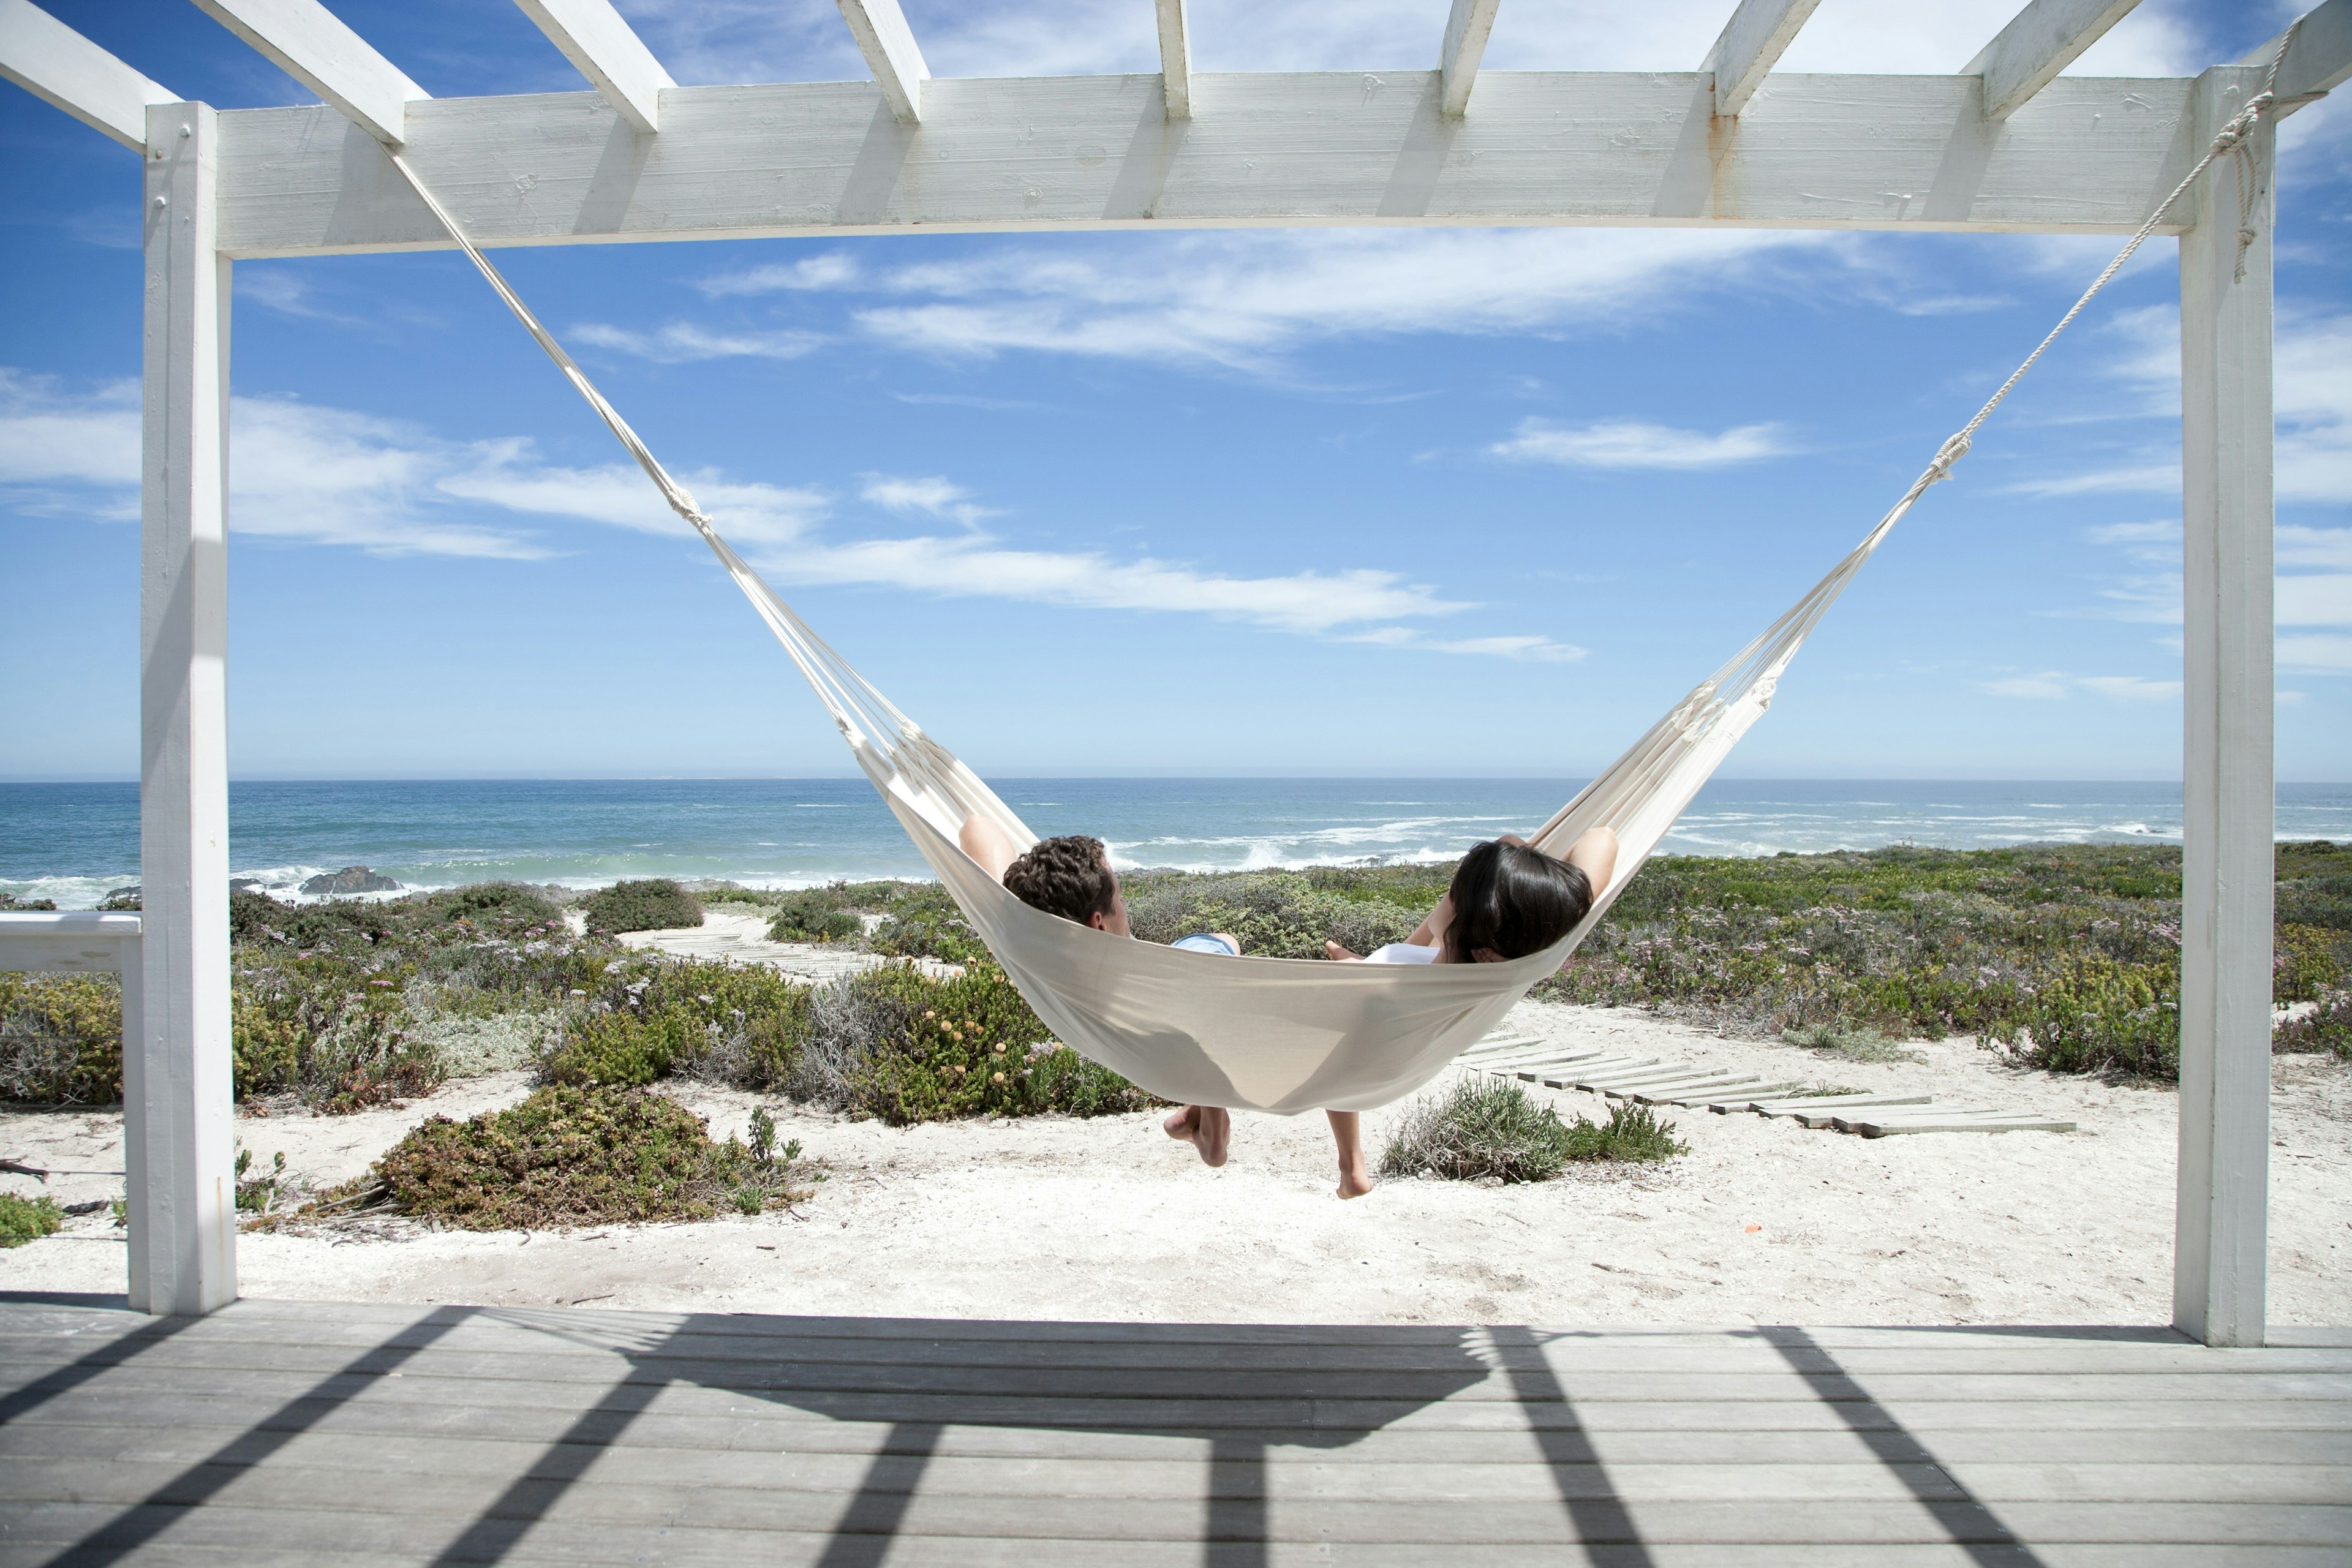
377, 39, 2304, 1113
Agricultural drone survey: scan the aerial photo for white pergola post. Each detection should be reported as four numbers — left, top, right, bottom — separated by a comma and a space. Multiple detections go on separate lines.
132, 100, 237, 1317
2174, 64, 2274, 1349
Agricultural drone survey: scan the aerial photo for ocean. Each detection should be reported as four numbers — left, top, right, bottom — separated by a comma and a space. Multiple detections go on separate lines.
2, 778, 2348, 910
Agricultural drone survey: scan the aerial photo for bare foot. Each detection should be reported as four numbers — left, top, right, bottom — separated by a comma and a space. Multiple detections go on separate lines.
1163, 1105, 1230, 1167
1336, 1164, 1374, 1200
1324, 940, 1363, 961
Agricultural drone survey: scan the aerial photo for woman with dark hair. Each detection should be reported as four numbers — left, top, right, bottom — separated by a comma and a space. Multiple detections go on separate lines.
1314, 827, 1616, 1196
1325, 829, 1616, 967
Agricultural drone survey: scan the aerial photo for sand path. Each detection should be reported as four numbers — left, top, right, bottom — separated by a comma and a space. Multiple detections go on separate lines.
5, 1000, 2345, 1327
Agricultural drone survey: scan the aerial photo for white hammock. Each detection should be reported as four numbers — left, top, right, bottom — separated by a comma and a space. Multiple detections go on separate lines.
379, 60, 2291, 1113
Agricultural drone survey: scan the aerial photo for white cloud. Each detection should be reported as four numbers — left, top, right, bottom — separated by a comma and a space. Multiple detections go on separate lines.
1978, 670, 2181, 701
570, 322, 822, 363
0, 366, 1568, 658
2021, 309, 2352, 504
1488, 418, 1789, 471
2278, 575, 2352, 628
694, 254, 862, 297
2085, 519, 2179, 549
2280, 634, 2352, 673
839, 228, 1833, 374
2280, 525, 2352, 571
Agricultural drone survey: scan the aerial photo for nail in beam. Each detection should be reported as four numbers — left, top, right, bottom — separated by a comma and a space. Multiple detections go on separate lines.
135, 101, 237, 1316
2174, 64, 2274, 1349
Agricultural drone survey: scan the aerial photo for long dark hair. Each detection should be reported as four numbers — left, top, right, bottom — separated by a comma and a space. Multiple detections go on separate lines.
1442, 840, 1594, 963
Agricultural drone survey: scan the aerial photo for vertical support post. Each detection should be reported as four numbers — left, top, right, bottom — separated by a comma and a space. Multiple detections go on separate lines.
2175, 65, 2272, 1348
132, 100, 236, 1317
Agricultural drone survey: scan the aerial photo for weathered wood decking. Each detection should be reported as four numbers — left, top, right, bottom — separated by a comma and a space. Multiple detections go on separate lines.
0, 1296, 2345, 1565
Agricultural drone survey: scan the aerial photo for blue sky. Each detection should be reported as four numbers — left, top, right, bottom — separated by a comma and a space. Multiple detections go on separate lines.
2, 0, 2347, 782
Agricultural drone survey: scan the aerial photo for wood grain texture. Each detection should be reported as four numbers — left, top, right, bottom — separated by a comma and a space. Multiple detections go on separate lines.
835, 0, 928, 124
1438, 0, 1503, 117
2174, 65, 2277, 1351
187, 0, 426, 145
1966, 0, 2144, 121
134, 103, 237, 1319
2245, 0, 2352, 104
1154, 0, 1190, 119
0, 0, 176, 150
1706, 0, 1822, 118
205, 69, 2203, 258
510, 0, 671, 134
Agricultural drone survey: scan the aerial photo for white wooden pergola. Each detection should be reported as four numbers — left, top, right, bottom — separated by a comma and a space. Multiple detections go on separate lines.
2, 0, 2345, 1345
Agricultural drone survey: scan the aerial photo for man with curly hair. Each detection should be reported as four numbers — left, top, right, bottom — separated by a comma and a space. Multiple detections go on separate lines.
959, 816, 1255, 1179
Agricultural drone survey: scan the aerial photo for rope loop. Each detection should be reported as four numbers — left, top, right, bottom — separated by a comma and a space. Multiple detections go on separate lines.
1925, 432, 1972, 483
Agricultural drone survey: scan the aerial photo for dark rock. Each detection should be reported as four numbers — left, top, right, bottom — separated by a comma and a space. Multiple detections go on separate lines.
300, 866, 402, 895
100, 886, 143, 911
227, 880, 258, 894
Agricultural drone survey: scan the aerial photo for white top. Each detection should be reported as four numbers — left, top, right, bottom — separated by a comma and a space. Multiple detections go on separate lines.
1362, 942, 1441, 965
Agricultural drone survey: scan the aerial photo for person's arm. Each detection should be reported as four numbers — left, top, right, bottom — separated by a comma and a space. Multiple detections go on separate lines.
1565, 826, 1618, 899
959, 812, 1022, 883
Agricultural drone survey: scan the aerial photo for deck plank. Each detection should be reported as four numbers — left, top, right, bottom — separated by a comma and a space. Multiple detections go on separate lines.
1, 1302, 2345, 1562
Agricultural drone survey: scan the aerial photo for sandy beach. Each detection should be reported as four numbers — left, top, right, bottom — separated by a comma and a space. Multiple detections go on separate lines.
6, 990, 2345, 1327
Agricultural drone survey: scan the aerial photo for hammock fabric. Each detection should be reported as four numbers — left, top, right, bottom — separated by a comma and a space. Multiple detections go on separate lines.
379, 48, 2297, 1114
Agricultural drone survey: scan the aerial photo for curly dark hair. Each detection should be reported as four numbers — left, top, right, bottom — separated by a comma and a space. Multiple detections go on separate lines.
1002, 834, 1119, 927
1443, 840, 1593, 962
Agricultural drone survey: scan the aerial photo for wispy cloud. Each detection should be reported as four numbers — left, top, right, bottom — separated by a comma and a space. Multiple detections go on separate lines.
570, 322, 823, 363
693, 253, 862, 297
699, 229, 1838, 376
1488, 418, 1789, 471
0, 366, 1571, 658
1977, 670, 2181, 701
2010, 309, 2352, 503
2280, 635, 2352, 673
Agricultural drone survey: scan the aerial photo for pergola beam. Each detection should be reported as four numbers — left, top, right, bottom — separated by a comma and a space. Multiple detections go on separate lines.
1155, 0, 1191, 119
835, 0, 928, 124
1705, 0, 1820, 118
1966, 0, 2143, 121
1438, 0, 1503, 118
2247, 0, 2352, 104
187, 0, 426, 145
0, 0, 177, 150
512, 0, 672, 134
207, 71, 2206, 259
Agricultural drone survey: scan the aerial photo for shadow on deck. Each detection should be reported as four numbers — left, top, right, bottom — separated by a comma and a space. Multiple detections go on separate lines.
0, 1294, 2346, 1564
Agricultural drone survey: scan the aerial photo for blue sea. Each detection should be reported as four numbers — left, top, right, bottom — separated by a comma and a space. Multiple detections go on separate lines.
2, 778, 2348, 910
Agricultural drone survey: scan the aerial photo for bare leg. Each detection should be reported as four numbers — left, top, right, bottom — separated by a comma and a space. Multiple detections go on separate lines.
1164, 1104, 1231, 1167
1324, 941, 1363, 960
1327, 1111, 1373, 1199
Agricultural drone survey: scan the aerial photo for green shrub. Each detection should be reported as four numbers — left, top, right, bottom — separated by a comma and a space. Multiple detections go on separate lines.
797, 959, 1150, 1124
0, 973, 123, 1104
1982, 951, 2179, 1078
1121, 870, 1419, 959
230, 952, 440, 1111
2275, 991, 2352, 1061
768, 888, 862, 943
345, 1084, 819, 1229
582, 879, 703, 934
1379, 1077, 1685, 1183
2276, 924, 2348, 1005
0, 1193, 64, 1247
540, 1006, 693, 1087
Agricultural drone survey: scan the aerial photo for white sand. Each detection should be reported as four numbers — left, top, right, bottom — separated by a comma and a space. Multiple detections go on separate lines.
5, 1000, 2346, 1326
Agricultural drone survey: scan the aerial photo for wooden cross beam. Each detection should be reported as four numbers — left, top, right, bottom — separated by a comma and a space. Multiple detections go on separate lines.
0, 0, 175, 149
1705, 0, 1820, 118
512, 0, 673, 134
187, 0, 427, 145
1967, 0, 2146, 121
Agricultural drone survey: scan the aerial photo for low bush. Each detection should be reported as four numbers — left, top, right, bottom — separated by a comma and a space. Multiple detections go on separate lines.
1981, 951, 2179, 1078
0, 973, 123, 1104
0, 1193, 64, 1247
337, 1083, 819, 1229
2275, 991, 2352, 1061
795, 959, 1151, 1123
768, 888, 863, 943
540, 1006, 695, 1088
2276, 923, 2348, 1005
232, 952, 440, 1112
582, 879, 703, 934
1379, 1077, 1686, 1183
862, 883, 989, 963
1121, 870, 1420, 959
1781, 1023, 1926, 1066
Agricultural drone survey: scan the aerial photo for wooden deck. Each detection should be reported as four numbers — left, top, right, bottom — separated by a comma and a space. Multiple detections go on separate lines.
1, 1297, 2346, 1566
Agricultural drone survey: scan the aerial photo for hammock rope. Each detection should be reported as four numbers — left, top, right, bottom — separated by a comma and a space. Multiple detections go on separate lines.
374, 39, 2307, 1112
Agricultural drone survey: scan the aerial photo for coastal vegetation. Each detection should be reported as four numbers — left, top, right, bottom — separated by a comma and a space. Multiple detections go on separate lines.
322, 1084, 823, 1229
0, 1192, 66, 1248
1379, 1077, 1686, 1183
581, 878, 703, 934
2, 843, 2344, 1120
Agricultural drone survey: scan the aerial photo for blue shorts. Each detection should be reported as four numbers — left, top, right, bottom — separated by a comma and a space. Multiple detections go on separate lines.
1171, 932, 1239, 956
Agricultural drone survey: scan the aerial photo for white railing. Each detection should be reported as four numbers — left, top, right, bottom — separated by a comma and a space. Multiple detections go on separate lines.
0, 911, 143, 977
